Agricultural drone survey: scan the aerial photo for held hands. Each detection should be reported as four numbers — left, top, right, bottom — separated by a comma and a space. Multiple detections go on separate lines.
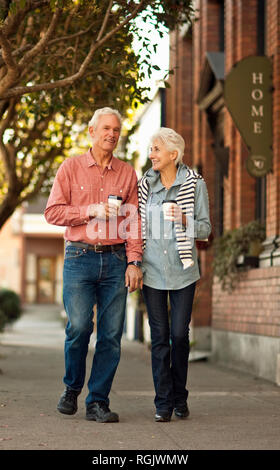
125, 265, 143, 293
165, 205, 188, 227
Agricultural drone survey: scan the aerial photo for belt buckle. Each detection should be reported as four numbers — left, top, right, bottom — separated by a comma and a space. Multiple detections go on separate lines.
94, 244, 104, 253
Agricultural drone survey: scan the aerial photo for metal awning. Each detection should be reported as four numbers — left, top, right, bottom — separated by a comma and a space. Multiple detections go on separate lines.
197, 52, 225, 111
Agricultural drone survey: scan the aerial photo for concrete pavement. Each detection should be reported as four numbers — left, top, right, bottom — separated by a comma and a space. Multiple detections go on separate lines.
0, 304, 279, 451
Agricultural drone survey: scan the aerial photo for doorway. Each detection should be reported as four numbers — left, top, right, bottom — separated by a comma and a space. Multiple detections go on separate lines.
36, 256, 56, 303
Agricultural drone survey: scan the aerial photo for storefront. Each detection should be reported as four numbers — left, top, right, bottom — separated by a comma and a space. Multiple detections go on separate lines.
0, 196, 64, 304
165, 0, 280, 383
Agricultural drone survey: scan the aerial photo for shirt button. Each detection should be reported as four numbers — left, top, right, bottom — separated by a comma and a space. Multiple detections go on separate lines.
164, 250, 167, 254
100, 188, 103, 191
81, 186, 84, 190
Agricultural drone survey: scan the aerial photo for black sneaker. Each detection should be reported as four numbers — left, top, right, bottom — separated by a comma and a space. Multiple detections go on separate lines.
86, 401, 119, 423
155, 411, 172, 422
57, 387, 80, 415
174, 403, 190, 418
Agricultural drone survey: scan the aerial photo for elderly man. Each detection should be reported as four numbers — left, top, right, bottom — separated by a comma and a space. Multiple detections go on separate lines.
45, 107, 143, 423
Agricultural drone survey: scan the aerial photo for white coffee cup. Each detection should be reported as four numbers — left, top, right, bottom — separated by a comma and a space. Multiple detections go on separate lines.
162, 200, 177, 221
108, 195, 122, 215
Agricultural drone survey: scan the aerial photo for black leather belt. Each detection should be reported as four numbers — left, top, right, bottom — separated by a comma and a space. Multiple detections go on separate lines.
66, 241, 125, 253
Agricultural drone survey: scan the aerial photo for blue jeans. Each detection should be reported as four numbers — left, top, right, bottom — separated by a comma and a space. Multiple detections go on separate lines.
62, 244, 127, 406
143, 283, 196, 413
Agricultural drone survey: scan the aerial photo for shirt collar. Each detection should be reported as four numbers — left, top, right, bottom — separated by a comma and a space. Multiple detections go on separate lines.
149, 164, 188, 193
86, 148, 120, 171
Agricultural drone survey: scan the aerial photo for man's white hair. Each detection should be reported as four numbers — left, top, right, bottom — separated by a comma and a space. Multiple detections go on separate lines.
88, 107, 122, 130
150, 127, 185, 165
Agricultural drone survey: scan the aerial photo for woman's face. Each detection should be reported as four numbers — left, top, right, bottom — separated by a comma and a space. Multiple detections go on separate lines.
149, 139, 177, 172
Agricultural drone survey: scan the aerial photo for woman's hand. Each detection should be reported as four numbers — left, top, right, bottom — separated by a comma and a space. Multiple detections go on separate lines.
165, 205, 188, 227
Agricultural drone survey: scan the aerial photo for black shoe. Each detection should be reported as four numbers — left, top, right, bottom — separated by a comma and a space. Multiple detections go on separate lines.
86, 401, 119, 423
57, 387, 80, 415
174, 403, 190, 418
155, 411, 172, 422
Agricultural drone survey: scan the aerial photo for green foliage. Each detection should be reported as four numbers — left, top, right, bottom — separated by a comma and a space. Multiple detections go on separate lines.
213, 220, 266, 292
0, 288, 22, 324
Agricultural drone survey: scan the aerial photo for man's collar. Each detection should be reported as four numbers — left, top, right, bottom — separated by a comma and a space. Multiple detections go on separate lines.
86, 148, 120, 171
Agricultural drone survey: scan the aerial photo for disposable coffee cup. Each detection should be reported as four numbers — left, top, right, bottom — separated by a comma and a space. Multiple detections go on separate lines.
108, 195, 123, 214
162, 200, 177, 221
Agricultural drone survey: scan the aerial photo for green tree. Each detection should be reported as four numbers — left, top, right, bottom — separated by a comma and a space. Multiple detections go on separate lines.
0, 0, 194, 229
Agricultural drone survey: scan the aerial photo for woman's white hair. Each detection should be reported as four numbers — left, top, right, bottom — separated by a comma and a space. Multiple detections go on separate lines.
150, 127, 185, 165
88, 107, 122, 130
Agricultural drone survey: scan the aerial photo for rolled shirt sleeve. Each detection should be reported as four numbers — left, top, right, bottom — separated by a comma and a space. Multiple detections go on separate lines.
44, 161, 91, 227
193, 179, 212, 240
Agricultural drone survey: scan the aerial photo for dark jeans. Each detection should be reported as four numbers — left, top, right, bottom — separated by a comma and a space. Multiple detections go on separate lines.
63, 244, 127, 406
143, 282, 196, 413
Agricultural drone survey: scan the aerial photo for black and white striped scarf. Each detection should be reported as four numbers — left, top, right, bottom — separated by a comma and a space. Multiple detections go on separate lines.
138, 168, 203, 270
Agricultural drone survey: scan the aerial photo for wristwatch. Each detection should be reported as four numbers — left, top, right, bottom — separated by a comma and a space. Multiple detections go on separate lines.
127, 261, 142, 267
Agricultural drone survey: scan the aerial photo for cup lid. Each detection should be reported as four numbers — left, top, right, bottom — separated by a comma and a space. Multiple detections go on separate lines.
162, 199, 177, 204
108, 195, 123, 200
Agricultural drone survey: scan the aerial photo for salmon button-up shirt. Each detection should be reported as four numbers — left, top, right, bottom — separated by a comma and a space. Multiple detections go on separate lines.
44, 149, 142, 263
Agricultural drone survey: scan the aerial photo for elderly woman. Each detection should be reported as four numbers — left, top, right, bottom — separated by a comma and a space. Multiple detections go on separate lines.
138, 127, 211, 422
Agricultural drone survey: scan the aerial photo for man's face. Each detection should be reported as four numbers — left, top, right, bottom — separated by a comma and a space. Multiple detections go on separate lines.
89, 114, 121, 154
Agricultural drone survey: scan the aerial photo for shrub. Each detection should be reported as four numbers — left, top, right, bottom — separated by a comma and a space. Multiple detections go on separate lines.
0, 308, 8, 332
213, 220, 266, 292
0, 289, 22, 324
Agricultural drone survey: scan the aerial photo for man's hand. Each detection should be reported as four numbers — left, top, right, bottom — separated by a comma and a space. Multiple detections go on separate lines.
87, 203, 118, 220
125, 265, 143, 293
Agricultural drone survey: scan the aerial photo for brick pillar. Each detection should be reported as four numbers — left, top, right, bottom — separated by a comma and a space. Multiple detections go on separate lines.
191, 0, 222, 347
165, 30, 193, 166
224, 0, 258, 230
165, 30, 177, 131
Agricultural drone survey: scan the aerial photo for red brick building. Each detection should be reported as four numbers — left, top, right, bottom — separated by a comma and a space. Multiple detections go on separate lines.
165, 0, 280, 383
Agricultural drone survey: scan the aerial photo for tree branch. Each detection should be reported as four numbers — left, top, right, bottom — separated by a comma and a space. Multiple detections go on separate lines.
96, 0, 113, 42
0, 96, 16, 137
0, 44, 32, 68
18, 7, 62, 69
0, 0, 146, 99
1, 1, 49, 37
0, 30, 20, 83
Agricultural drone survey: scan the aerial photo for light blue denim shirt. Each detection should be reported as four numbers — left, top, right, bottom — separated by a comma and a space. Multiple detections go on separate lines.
142, 164, 211, 290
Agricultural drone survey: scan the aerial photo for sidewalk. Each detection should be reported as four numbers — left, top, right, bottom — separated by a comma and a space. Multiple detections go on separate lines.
0, 304, 279, 451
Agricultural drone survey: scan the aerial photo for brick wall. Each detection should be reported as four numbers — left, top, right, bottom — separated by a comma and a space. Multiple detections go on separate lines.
213, 267, 280, 337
